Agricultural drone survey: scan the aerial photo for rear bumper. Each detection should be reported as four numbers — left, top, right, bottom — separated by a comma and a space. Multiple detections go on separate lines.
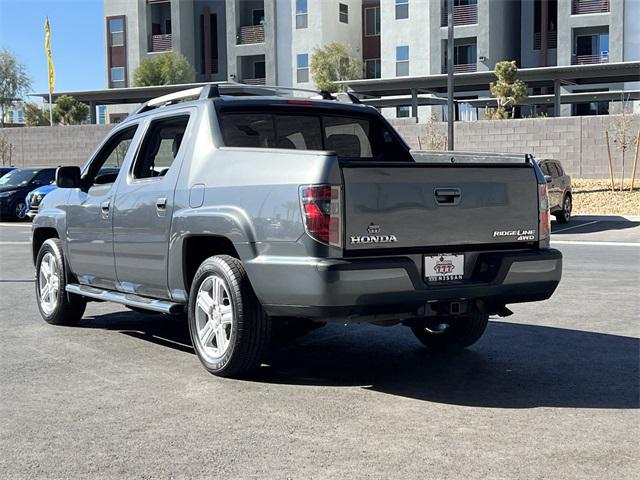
246, 249, 562, 319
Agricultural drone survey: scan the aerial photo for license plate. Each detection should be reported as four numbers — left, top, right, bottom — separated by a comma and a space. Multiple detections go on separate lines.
424, 254, 464, 282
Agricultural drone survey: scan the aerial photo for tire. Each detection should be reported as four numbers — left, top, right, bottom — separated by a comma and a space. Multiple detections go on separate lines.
35, 238, 86, 325
555, 194, 572, 224
187, 255, 271, 378
13, 200, 28, 221
411, 309, 489, 351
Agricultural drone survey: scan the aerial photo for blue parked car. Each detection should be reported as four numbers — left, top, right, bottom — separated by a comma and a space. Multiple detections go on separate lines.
26, 184, 58, 219
0, 167, 56, 221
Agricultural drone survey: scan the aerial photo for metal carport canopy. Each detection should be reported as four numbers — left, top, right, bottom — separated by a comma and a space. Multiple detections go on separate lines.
338, 61, 640, 97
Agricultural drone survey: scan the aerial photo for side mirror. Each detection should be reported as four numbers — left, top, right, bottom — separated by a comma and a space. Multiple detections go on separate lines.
544, 175, 553, 183
56, 166, 82, 188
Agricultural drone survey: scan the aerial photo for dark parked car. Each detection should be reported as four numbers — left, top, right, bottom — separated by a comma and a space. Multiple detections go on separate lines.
0, 167, 56, 221
538, 159, 572, 224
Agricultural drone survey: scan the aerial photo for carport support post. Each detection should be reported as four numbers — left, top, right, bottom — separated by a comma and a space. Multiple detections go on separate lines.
89, 101, 97, 124
411, 89, 418, 122
447, 0, 454, 149
553, 79, 561, 117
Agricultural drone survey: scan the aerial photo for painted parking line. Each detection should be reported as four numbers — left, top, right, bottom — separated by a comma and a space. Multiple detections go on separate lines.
552, 240, 640, 247
552, 220, 600, 234
0, 241, 31, 245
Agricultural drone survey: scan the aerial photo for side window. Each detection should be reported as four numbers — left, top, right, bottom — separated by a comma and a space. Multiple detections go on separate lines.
553, 162, 564, 177
540, 162, 551, 176
32, 169, 56, 186
133, 115, 189, 179
86, 125, 138, 187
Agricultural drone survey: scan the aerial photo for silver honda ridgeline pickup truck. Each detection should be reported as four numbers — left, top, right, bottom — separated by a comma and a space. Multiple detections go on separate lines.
32, 84, 562, 377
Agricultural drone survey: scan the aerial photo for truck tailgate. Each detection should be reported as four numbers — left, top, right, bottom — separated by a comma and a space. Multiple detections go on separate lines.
342, 156, 540, 251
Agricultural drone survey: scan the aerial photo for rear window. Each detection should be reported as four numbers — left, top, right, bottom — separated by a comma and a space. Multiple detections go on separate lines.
220, 108, 408, 160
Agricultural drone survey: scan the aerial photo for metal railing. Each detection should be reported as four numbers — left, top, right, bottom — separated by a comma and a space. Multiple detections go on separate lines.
441, 3, 478, 26
572, 53, 609, 65
150, 34, 172, 52
533, 31, 558, 50
571, 0, 609, 14
238, 25, 265, 45
242, 78, 266, 86
451, 63, 477, 74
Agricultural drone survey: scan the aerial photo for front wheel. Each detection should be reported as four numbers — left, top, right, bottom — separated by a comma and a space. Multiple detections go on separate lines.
411, 309, 489, 351
13, 200, 28, 221
187, 255, 271, 378
35, 238, 86, 325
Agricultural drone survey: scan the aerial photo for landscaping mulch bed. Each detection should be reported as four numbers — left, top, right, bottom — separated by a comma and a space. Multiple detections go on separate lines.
571, 179, 640, 216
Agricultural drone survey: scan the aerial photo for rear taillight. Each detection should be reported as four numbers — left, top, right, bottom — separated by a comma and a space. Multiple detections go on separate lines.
538, 183, 551, 248
299, 185, 342, 247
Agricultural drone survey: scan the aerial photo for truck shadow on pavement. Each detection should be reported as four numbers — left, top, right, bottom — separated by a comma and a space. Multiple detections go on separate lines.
82, 311, 639, 410
551, 217, 640, 235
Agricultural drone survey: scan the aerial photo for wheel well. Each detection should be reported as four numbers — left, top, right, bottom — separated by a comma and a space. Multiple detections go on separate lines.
183, 235, 239, 291
32, 228, 59, 264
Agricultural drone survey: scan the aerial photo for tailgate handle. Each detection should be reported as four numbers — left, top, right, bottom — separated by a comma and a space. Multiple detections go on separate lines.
434, 188, 461, 206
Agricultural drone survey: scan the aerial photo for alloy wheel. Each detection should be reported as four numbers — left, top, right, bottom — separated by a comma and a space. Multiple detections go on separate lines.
194, 274, 234, 362
38, 252, 60, 315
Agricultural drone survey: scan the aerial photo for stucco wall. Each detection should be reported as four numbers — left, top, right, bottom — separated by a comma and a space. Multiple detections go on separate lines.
391, 114, 640, 178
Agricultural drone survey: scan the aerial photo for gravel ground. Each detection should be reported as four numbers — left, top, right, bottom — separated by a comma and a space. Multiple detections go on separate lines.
572, 179, 640, 216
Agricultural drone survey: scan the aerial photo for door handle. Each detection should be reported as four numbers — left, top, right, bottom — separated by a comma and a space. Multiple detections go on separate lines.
156, 197, 167, 212
434, 188, 462, 206
100, 200, 110, 217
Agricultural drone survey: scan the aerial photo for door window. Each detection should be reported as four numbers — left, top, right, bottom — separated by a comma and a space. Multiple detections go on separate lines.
132, 115, 190, 179
85, 125, 138, 188
539, 162, 551, 176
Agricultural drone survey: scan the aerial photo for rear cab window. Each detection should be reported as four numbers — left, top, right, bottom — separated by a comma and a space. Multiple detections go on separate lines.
219, 105, 411, 161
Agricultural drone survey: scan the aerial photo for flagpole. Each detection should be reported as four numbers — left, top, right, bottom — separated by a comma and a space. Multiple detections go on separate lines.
48, 92, 53, 125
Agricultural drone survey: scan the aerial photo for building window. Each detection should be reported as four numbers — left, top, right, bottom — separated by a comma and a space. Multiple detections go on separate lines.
396, 46, 409, 76
296, 0, 308, 29
365, 6, 381, 36
108, 17, 124, 46
110, 67, 125, 87
396, 0, 409, 19
297, 53, 309, 83
339, 3, 349, 23
365, 58, 381, 79
397, 106, 411, 118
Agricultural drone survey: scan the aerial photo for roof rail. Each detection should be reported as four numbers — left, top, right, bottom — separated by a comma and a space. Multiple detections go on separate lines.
129, 82, 362, 117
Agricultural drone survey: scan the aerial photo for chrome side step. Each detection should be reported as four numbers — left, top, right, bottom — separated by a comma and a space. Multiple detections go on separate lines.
66, 284, 185, 315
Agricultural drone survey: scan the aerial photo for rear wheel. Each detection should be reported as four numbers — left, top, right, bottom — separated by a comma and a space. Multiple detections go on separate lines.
188, 255, 271, 378
411, 309, 489, 351
35, 238, 86, 325
555, 194, 572, 224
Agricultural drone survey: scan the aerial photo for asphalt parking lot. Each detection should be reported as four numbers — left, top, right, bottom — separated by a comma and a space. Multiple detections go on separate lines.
0, 216, 638, 479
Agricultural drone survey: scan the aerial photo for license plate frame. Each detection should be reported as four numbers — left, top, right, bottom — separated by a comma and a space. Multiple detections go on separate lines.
424, 254, 465, 282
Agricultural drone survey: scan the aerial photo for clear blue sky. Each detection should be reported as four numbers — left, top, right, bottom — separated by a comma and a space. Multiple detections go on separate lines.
0, 0, 104, 99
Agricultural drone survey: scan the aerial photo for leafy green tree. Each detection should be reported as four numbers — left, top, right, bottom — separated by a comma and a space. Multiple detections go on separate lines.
0, 49, 32, 127
310, 43, 362, 93
24, 102, 59, 126
133, 51, 196, 87
489, 61, 528, 119
54, 95, 89, 125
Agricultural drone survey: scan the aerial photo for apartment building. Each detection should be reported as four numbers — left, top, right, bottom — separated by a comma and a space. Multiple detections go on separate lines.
104, 0, 638, 119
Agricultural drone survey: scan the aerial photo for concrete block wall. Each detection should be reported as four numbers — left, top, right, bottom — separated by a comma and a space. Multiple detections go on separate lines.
392, 114, 640, 178
0, 124, 115, 168
2, 115, 639, 179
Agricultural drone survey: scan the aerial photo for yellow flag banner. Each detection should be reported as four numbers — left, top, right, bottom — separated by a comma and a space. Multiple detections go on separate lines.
44, 17, 55, 94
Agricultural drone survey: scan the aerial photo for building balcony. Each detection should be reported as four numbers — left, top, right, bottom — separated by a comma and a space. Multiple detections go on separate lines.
571, 0, 609, 15
242, 77, 266, 86
150, 34, 171, 52
572, 53, 609, 65
534, 31, 558, 50
441, 3, 478, 26
238, 25, 265, 45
